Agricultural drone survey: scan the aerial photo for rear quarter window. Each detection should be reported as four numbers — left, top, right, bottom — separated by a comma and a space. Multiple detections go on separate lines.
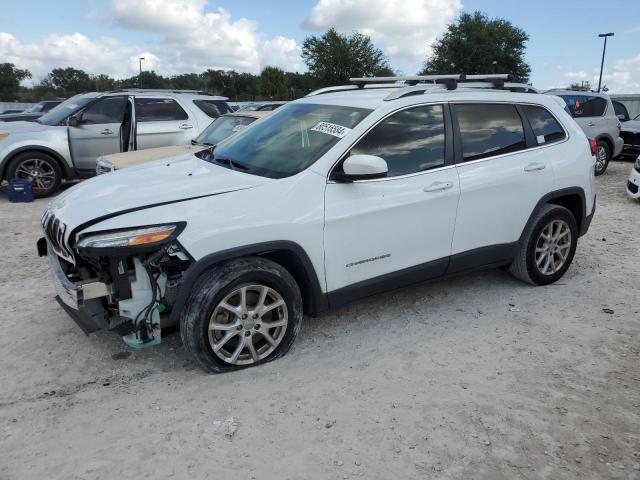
193, 99, 232, 118
522, 105, 566, 145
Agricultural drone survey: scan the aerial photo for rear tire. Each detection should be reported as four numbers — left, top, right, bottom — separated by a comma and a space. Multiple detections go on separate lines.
180, 257, 303, 373
7, 151, 62, 198
509, 204, 578, 285
594, 140, 610, 176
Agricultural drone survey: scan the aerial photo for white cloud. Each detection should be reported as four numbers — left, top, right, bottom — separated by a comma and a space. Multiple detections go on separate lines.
0, 0, 303, 81
302, 0, 462, 72
111, 0, 300, 74
557, 56, 640, 94
0, 32, 138, 81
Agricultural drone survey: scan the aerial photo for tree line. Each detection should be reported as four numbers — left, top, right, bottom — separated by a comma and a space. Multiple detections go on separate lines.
0, 11, 531, 102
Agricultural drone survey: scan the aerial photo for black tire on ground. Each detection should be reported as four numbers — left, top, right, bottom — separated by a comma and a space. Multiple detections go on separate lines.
509, 204, 578, 286
180, 257, 303, 373
6, 151, 62, 198
594, 140, 610, 176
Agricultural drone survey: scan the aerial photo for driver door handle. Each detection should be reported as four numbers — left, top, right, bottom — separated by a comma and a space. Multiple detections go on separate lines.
423, 181, 453, 192
100, 128, 114, 135
179, 123, 193, 130
524, 162, 546, 172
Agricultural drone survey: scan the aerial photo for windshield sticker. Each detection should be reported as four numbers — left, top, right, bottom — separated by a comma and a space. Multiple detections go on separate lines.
232, 124, 247, 132
311, 121, 352, 138
536, 135, 546, 144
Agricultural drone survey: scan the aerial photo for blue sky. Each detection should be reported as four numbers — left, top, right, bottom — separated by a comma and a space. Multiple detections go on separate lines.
1, 0, 639, 92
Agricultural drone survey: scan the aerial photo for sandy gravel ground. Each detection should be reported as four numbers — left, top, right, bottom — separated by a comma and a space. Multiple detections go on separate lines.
1, 161, 639, 480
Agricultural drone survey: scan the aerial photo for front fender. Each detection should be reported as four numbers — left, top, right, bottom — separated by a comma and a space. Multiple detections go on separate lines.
0, 137, 73, 179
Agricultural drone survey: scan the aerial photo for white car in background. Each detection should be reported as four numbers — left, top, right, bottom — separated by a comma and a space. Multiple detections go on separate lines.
96, 111, 270, 174
626, 156, 640, 200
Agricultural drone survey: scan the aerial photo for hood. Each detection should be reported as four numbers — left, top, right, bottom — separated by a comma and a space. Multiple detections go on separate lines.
621, 120, 640, 133
0, 120, 51, 133
100, 144, 206, 169
47, 153, 272, 235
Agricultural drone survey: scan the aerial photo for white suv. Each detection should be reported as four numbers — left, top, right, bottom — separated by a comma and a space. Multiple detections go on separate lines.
38, 75, 597, 373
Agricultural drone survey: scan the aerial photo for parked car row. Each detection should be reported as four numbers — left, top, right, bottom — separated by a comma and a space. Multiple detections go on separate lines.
0, 90, 232, 196
0, 100, 63, 122
33, 74, 604, 373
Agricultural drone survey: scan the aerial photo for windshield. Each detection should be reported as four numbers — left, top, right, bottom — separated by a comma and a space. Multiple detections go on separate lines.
196, 115, 257, 145
208, 103, 372, 178
37, 95, 95, 125
24, 103, 44, 113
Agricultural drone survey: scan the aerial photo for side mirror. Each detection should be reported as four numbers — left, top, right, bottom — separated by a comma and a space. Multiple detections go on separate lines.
339, 154, 388, 181
617, 114, 628, 122
68, 115, 81, 127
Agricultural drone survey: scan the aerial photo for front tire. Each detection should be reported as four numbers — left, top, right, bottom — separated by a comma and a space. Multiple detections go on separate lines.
509, 204, 578, 285
180, 257, 303, 373
7, 151, 62, 198
594, 140, 610, 176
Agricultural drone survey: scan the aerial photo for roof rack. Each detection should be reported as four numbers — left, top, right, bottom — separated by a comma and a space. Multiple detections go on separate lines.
105, 88, 218, 96
384, 81, 538, 101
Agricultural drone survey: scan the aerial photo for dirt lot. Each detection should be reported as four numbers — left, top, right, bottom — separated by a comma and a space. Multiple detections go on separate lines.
1, 161, 639, 480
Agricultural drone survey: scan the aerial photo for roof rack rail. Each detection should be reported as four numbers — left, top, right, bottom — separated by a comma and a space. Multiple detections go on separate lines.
105, 88, 216, 95
350, 73, 510, 87
383, 81, 538, 101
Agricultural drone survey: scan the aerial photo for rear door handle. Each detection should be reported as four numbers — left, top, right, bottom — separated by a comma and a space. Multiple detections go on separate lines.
423, 181, 453, 192
524, 162, 546, 172
100, 128, 114, 135
587, 121, 595, 127
179, 124, 193, 130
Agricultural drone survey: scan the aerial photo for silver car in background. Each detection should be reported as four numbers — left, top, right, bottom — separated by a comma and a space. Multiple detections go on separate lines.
0, 90, 231, 197
545, 89, 623, 175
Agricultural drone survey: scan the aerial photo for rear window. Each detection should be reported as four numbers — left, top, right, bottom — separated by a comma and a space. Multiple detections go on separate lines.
193, 99, 232, 118
522, 105, 566, 145
455, 103, 526, 162
560, 95, 607, 118
135, 98, 188, 122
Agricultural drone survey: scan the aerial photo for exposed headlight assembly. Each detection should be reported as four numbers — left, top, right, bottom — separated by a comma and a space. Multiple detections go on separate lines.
96, 159, 115, 175
76, 223, 185, 251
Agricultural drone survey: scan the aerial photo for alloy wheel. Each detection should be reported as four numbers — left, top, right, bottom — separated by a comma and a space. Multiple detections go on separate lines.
14, 158, 56, 193
208, 284, 288, 365
595, 146, 607, 173
534, 219, 572, 275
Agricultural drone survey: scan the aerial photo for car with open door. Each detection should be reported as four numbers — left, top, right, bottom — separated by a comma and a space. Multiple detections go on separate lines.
0, 90, 230, 197
95, 110, 270, 174
38, 74, 596, 373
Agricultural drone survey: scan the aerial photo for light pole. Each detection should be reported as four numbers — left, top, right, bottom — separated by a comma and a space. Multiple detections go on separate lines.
139, 57, 145, 88
597, 33, 614, 93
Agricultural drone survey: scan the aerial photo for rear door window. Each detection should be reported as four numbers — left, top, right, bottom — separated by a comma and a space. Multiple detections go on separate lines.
455, 103, 526, 162
522, 105, 566, 145
560, 95, 607, 118
135, 98, 189, 122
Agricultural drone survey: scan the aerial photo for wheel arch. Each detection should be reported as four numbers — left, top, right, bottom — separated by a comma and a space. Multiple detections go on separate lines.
520, 187, 588, 243
595, 134, 613, 154
1, 146, 74, 180
170, 241, 328, 325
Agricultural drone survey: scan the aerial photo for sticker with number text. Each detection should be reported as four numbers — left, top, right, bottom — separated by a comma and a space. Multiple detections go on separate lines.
310, 121, 352, 138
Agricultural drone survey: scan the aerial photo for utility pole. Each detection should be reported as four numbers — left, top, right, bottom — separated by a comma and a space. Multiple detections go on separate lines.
139, 57, 145, 88
597, 33, 614, 93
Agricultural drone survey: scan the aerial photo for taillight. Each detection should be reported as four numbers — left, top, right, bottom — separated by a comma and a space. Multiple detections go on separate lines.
589, 138, 597, 156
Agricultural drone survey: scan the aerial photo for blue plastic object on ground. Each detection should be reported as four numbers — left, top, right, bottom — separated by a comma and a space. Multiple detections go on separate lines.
7, 179, 33, 203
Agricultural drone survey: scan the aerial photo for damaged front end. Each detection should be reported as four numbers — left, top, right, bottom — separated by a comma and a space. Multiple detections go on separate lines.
39, 215, 192, 349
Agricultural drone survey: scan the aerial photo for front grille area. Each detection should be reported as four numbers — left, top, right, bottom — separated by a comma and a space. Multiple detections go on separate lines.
628, 181, 639, 194
42, 210, 75, 262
